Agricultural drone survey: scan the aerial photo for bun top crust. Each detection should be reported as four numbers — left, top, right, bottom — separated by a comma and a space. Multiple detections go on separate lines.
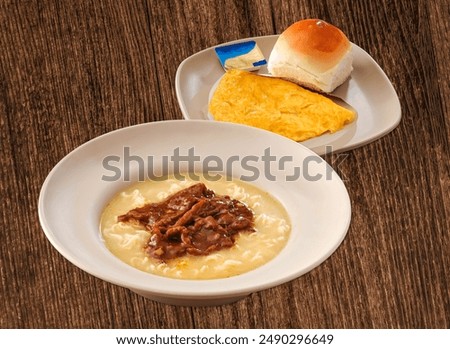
281, 19, 350, 72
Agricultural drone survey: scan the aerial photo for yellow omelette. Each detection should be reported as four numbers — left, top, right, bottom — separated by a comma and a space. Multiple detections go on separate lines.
209, 69, 356, 142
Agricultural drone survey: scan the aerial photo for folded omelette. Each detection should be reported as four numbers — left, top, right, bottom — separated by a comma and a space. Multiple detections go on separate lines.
209, 69, 356, 142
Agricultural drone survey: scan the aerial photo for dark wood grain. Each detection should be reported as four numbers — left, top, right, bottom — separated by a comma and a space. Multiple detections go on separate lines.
0, 0, 448, 328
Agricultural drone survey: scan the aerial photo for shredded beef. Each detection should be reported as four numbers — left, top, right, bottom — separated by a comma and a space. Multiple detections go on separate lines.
117, 183, 254, 260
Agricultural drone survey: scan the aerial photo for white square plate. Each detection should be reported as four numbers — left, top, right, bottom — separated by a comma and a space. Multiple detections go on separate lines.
175, 35, 401, 155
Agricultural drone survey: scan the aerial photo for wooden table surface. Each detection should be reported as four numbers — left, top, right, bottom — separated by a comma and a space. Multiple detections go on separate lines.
1, 0, 448, 329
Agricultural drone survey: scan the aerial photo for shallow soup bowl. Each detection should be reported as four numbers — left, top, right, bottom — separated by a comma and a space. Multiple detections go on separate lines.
38, 120, 351, 306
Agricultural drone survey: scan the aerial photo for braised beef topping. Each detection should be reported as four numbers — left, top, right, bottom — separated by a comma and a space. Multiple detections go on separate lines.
117, 183, 254, 260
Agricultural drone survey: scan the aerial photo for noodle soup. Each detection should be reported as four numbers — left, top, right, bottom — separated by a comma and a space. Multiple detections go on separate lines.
100, 175, 290, 279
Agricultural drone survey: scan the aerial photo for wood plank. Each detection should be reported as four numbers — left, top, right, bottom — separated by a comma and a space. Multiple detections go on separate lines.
0, 0, 448, 328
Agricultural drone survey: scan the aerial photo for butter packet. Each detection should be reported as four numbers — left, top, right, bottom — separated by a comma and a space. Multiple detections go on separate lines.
214, 40, 267, 71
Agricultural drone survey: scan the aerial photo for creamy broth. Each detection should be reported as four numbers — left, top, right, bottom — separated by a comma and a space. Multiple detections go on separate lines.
100, 175, 291, 279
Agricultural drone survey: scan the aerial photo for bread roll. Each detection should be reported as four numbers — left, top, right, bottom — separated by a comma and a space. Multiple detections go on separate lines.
268, 19, 352, 93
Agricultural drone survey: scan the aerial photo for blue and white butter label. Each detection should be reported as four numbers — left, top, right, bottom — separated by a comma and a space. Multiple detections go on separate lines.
214, 40, 266, 71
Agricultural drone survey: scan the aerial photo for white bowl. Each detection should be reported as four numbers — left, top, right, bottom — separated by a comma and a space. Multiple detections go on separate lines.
38, 120, 351, 306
